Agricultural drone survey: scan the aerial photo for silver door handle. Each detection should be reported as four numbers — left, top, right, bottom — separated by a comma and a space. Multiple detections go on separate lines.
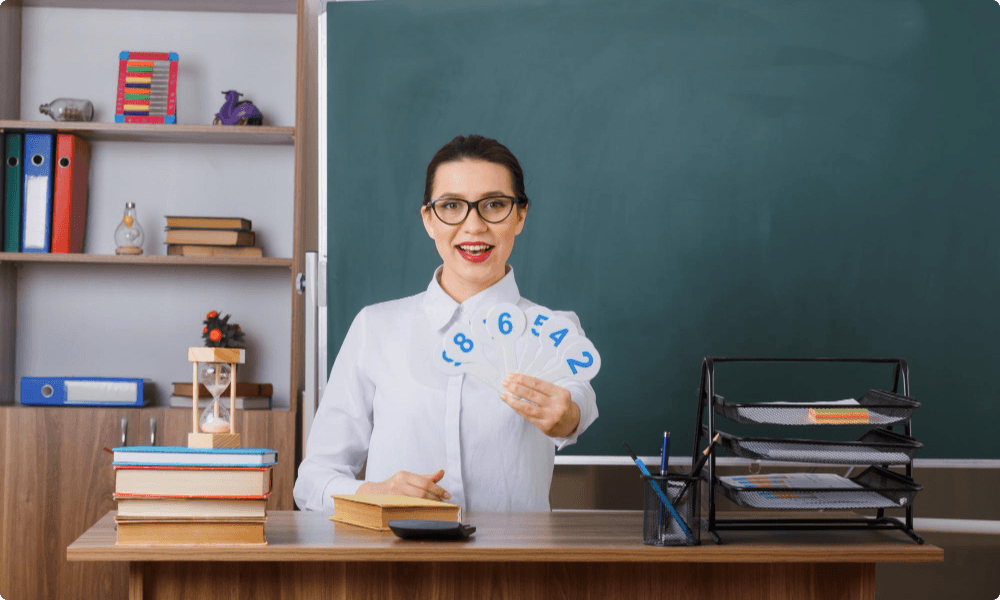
150, 417, 157, 446
121, 418, 128, 447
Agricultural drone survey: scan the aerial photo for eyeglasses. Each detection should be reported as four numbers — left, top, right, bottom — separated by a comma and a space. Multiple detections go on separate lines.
427, 196, 519, 225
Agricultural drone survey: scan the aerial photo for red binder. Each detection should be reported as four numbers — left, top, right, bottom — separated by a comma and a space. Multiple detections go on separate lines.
51, 134, 90, 253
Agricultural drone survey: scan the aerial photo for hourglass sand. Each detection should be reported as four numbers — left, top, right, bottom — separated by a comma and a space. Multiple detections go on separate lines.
187, 347, 245, 448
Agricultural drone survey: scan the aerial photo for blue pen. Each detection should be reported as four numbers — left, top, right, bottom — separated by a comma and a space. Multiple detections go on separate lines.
622, 442, 694, 542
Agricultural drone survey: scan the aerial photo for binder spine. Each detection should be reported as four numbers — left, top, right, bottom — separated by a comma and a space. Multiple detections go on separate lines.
21, 133, 54, 253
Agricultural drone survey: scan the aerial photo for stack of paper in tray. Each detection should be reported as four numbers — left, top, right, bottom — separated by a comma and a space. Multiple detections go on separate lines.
112, 446, 276, 545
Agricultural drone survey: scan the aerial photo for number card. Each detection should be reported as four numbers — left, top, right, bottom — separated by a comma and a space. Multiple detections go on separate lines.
536, 335, 602, 383
520, 315, 579, 379
521, 306, 554, 373
434, 303, 601, 396
486, 303, 526, 376
440, 323, 504, 392
472, 306, 500, 369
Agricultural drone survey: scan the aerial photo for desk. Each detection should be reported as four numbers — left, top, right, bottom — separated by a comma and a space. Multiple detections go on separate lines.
68, 510, 943, 600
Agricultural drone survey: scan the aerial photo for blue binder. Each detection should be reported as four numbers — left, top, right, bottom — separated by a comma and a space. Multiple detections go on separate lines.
21, 133, 55, 253
20, 376, 149, 407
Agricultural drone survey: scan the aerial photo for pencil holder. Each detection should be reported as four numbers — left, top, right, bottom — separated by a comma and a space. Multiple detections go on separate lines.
641, 473, 700, 546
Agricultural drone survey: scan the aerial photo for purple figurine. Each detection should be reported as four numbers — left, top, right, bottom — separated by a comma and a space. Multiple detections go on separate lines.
213, 90, 263, 126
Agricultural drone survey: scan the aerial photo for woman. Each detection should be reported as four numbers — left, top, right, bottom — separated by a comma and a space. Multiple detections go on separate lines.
294, 135, 598, 512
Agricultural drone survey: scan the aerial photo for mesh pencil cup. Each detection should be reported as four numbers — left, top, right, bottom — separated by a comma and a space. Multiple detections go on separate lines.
641, 473, 700, 546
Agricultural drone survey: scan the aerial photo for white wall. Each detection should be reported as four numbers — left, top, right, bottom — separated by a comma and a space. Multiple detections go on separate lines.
15, 7, 299, 407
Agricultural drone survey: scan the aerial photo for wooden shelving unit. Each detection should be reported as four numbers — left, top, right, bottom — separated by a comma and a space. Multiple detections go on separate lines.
0, 1, 308, 598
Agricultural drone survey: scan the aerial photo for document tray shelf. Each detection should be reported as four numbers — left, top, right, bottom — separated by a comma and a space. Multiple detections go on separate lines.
715, 466, 922, 511
713, 428, 922, 466
713, 389, 919, 426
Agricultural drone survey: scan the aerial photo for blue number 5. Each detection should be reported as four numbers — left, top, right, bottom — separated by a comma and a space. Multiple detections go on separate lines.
567, 351, 594, 375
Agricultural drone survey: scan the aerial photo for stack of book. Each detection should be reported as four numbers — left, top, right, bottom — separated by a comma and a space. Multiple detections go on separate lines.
169, 381, 273, 410
164, 215, 261, 258
112, 445, 277, 545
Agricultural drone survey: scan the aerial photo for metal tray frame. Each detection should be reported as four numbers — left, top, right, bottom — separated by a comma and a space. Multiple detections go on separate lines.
692, 357, 924, 544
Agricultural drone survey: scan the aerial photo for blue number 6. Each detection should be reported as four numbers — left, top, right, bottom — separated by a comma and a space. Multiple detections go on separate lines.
567, 351, 594, 375
499, 312, 513, 335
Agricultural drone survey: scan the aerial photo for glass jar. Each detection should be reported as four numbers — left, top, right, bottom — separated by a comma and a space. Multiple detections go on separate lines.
39, 98, 95, 122
114, 203, 145, 255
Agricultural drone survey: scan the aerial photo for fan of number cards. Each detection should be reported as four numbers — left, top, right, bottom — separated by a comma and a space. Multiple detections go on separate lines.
435, 302, 601, 397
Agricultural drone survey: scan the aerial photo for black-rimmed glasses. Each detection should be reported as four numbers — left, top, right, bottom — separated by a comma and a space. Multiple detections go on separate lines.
427, 196, 519, 225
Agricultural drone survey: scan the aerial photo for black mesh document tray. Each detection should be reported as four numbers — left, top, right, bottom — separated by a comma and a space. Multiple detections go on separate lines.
713, 389, 920, 426
716, 466, 922, 510
713, 428, 922, 465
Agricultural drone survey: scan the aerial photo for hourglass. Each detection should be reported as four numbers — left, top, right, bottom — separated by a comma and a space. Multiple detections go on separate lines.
187, 347, 245, 448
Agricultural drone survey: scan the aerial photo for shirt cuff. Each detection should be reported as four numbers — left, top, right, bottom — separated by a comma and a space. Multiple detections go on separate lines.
550, 384, 597, 451
322, 475, 366, 512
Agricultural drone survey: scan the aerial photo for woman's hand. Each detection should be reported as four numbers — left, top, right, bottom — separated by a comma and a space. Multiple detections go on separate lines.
500, 372, 581, 438
357, 469, 451, 501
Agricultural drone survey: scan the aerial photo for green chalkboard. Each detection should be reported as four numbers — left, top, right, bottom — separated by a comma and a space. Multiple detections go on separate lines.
326, 0, 1000, 459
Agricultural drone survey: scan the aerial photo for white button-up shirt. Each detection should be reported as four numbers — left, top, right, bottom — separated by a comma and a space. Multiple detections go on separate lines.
294, 267, 598, 513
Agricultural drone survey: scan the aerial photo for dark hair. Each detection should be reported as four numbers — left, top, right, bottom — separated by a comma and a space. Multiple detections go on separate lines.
423, 135, 531, 209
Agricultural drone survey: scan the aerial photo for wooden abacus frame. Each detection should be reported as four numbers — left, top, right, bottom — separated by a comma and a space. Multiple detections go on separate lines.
188, 347, 245, 448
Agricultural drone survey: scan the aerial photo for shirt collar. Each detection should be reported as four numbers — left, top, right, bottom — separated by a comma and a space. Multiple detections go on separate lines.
422, 266, 521, 331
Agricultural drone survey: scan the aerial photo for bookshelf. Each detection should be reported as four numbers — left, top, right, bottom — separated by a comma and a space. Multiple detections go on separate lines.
0, 1, 307, 597
0, 0, 305, 408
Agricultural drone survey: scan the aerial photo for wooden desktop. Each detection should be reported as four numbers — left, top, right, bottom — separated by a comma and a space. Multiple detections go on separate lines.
68, 510, 943, 600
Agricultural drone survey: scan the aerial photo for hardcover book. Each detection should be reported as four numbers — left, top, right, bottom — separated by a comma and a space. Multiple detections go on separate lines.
172, 382, 273, 398
115, 496, 268, 520
164, 228, 255, 246
112, 446, 277, 467
164, 216, 252, 230
115, 518, 266, 545
331, 494, 461, 531
115, 465, 273, 498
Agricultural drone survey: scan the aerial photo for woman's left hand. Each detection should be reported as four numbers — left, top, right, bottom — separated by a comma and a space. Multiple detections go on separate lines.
500, 372, 580, 438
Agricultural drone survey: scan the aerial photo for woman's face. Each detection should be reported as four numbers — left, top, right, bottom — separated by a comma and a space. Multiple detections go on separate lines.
422, 159, 527, 300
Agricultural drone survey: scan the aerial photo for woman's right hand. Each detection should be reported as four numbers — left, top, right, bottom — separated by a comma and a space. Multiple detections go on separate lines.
356, 469, 451, 502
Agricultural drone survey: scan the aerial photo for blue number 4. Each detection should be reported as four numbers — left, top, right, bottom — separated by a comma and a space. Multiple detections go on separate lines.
567, 351, 593, 375
549, 328, 569, 347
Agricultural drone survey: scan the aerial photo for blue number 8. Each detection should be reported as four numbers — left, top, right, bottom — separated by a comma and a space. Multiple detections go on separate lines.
454, 332, 474, 353
499, 312, 513, 335
567, 351, 594, 375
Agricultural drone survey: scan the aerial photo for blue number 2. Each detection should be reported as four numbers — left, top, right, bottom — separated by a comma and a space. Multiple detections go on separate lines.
549, 328, 569, 347
567, 351, 594, 375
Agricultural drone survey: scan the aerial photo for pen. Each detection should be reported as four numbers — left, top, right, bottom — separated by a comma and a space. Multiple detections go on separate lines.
622, 441, 694, 542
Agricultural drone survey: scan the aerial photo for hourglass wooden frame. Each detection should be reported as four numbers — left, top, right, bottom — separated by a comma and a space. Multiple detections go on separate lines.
187, 347, 245, 449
